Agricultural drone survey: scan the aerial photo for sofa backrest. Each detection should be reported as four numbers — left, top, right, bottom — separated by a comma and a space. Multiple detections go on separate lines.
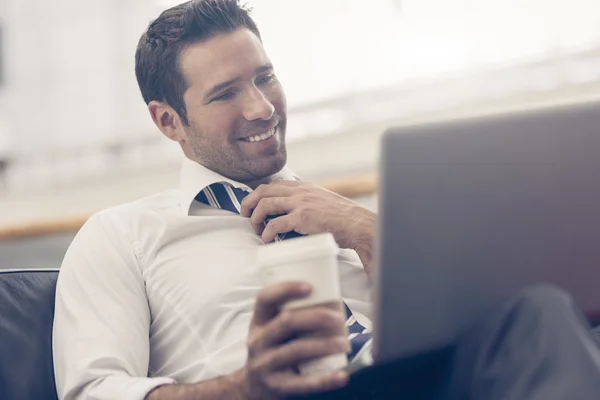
0, 269, 59, 400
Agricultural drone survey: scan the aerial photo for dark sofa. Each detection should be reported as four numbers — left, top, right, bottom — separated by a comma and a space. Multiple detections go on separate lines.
0, 269, 59, 399
2, 269, 600, 400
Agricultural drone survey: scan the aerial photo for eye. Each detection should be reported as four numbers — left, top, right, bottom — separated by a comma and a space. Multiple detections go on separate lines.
256, 73, 277, 86
213, 91, 236, 102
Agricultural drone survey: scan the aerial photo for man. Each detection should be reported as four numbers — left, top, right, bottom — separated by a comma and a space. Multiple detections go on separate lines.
52, 1, 600, 399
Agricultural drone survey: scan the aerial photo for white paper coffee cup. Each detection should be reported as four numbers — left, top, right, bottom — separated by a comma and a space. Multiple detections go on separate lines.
257, 233, 349, 375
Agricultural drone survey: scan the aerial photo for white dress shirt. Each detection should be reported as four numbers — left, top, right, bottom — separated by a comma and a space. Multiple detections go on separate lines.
53, 157, 372, 400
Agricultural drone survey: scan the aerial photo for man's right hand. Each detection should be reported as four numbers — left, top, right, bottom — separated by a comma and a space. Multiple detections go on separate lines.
238, 281, 351, 400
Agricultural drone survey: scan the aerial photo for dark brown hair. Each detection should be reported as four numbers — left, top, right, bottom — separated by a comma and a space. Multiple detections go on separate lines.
135, 0, 261, 125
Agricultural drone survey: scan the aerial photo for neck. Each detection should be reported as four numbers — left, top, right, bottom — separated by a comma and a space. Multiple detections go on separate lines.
183, 154, 282, 190
243, 176, 271, 190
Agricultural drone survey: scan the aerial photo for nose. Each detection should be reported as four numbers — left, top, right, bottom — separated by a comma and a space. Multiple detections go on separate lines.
242, 86, 275, 121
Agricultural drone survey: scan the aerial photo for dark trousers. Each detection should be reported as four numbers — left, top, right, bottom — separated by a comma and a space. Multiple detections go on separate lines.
305, 285, 600, 400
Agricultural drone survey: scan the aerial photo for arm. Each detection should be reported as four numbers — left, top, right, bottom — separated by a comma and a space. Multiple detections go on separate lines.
53, 213, 175, 400
145, 371, 244, 400
148, 282, 349, 400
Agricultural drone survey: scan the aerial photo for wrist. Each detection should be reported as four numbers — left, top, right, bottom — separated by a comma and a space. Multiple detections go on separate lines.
347, 207, 375, 275
230, 368, 250, 400
355, 241, 373, 274
347, 207, 375, 250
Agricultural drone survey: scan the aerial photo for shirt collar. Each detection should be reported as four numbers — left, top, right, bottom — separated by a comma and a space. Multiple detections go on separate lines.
179, 156, 300, 215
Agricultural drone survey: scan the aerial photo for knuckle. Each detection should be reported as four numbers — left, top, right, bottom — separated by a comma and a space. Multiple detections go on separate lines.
256, 198, 270, 211
256, 184, 268, 195
251, 200, 263, 214
316, 308, 342, 326
246, 357, 261, 374
297, 207, 310, 220
277, 310, 294, 327
268, 217, 282, 231
263, 376, 284, 395
255, 290, 270, 306
322, 372, 349, 391
287, 341, 310, 359
330, 310, 345, 325
256, 201, 270, 216
298, 193, 310, 203
301, 182, 315, 191
246, 333, 262, 352
330, 336, 350, 352
251, 213, 265, 226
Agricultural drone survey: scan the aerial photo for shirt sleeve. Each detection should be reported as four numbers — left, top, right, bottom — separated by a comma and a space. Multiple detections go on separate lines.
53, 212, 176, 400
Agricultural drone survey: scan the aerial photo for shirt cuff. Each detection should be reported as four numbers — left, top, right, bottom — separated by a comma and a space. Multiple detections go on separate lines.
128, 376, 178, 400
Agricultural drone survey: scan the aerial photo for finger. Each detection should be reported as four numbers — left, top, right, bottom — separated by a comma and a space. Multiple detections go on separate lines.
262, 215, 296, 243
267, 369, 349, 397
260, 306, 347, 348
252, 282, 312, 326
240, 184, 295, 217
254, 336, 350, 373
250, 197, 293, 233
268, 180, 303, 186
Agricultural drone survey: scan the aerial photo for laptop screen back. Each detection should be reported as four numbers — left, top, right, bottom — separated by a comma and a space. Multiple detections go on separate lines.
373, 101, 600, 364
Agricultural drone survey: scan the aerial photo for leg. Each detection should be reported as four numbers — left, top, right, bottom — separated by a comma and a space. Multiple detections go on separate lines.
296, 284, 600, 400
446, 284, 600, 400
295, 347, 453, 400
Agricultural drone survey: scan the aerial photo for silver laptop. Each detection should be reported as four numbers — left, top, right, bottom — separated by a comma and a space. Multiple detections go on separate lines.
373, 101, 600, 365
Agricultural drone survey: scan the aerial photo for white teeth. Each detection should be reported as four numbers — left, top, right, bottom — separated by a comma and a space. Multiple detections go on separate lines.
244, 127, 276, 143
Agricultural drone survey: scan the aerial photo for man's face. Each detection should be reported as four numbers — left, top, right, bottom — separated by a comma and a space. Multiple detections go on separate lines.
178, 28, 287, 184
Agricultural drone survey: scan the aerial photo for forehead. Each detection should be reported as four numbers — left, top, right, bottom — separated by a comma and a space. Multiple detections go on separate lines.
179, 28, 270, 92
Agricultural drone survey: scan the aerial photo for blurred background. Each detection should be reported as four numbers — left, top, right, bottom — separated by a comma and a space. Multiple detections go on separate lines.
1, 0, 600, 268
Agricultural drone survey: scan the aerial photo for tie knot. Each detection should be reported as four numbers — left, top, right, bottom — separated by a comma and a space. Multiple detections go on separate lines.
195, 182, 249, 214
195, 182, 302, 240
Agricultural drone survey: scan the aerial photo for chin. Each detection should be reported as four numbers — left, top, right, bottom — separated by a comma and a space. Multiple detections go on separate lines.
261, 156, 287, 176
249, 152, 287, 179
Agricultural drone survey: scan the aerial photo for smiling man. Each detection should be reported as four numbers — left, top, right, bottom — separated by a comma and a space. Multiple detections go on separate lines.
52, 1, 375, 399
52, 1, 600, 400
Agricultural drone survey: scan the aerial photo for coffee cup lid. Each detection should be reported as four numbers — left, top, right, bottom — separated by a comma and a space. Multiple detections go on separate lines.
257, 232, 339, 267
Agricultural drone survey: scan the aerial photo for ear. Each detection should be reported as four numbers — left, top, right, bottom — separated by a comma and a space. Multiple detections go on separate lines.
148, 101, 186, 142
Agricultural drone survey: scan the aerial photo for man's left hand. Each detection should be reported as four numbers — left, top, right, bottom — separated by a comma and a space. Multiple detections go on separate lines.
240, 181, 376, 271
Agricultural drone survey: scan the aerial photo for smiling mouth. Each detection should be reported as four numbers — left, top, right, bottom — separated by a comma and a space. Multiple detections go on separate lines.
241, 126, 277, 143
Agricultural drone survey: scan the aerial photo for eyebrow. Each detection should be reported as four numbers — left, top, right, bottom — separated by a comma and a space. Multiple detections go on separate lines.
204, 63, 274, 100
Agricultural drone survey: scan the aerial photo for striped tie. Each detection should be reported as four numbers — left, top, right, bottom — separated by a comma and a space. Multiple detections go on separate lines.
196, 182, 372, 362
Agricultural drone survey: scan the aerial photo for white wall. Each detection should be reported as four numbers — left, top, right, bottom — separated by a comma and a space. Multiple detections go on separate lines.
4, 0, 600, 157
0, 0, 158, 156
1, 0, 600, 227
1, 76, 599, 228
